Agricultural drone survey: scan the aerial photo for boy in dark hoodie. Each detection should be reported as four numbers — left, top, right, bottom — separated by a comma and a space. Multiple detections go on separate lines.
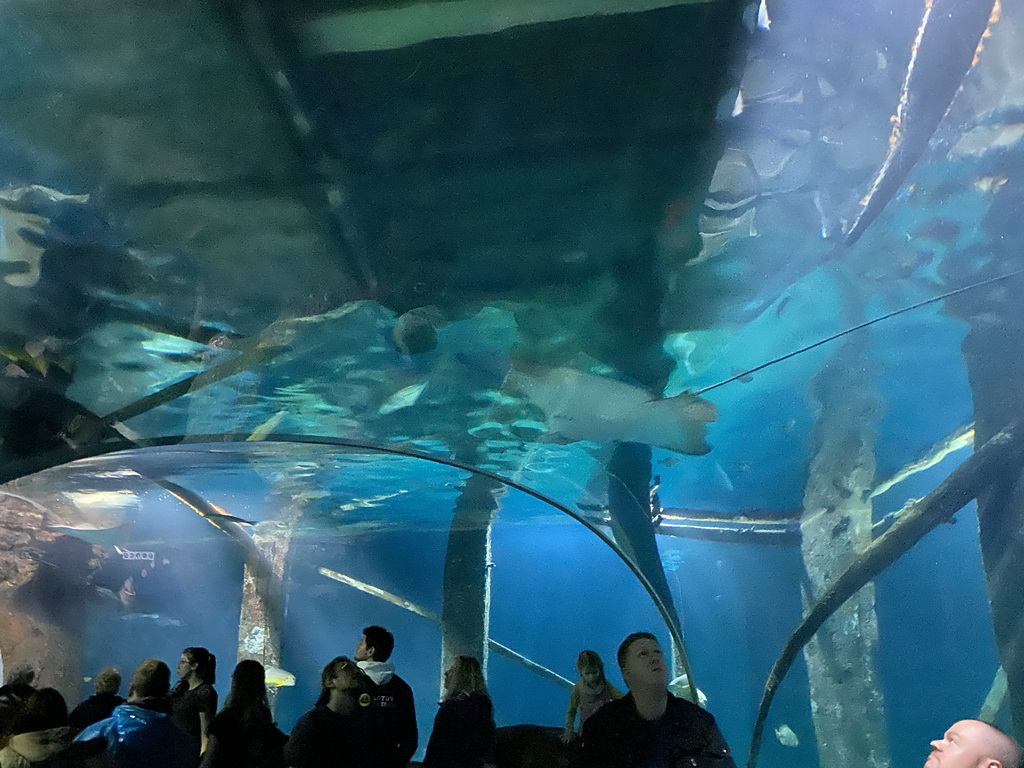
354, 626, 417, 768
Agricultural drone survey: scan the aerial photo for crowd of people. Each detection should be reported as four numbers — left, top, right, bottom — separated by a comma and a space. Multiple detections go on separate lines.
0, 626, 460, 768
0, 628, 1018, 768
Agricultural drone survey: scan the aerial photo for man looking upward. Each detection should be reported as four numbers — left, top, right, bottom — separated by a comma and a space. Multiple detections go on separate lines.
355, 625, 418, 768
925, 720, 1021, 768
579, 632, 735, 768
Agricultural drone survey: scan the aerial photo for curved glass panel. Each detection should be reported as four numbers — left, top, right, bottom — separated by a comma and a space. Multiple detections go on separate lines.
2, 442, 669, 743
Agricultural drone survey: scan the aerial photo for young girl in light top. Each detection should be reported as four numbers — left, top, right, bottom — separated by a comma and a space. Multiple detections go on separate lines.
562, 650, 622, 744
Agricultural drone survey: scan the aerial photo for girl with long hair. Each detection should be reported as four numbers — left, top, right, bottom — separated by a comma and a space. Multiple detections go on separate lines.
423, 656, 495, 768
200, 660, 286, 768
562, 650, 622, 744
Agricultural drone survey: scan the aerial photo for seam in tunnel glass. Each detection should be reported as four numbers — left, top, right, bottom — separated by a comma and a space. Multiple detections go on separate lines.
2, 431, 695, 691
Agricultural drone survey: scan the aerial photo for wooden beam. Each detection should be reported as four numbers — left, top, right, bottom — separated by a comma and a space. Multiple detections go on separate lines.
298, 0, 717, 54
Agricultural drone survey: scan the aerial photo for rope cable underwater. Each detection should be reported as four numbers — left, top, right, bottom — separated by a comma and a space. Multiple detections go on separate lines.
689, 266, 1024, 397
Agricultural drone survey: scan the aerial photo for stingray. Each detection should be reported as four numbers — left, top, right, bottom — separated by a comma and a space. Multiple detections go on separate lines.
746, 419, 1024, 768
504, 365, 717, 455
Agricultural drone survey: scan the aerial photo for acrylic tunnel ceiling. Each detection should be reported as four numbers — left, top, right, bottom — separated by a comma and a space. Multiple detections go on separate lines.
1, 0, 1023, 623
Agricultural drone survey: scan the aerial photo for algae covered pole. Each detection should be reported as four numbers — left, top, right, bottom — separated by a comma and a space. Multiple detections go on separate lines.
799, 329, 889, 768
440, 466, 502, 680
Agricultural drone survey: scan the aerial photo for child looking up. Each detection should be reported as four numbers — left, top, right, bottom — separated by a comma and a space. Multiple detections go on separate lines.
562, 650, 622, 744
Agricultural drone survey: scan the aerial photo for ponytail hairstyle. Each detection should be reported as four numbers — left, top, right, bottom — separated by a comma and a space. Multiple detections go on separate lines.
184, 647, 216, 686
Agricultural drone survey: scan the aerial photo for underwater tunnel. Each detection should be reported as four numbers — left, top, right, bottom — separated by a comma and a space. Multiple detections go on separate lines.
1, 0, 1024, 766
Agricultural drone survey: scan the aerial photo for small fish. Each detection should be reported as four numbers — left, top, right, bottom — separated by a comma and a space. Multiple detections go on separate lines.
668, 674, 708, 707
247, 410, 287, 442
378, 382, 427, 415
775, 723, 799, 747
704, 148, 760, 213
201, 512, 257, 526
715, 463, 735, 493
974, 176, 1008, 194
200, 333, 233, 365
264, 666, 297, 687
657, 456, 680, 467
812, 189, 832, 239
732, 90, 745, 118
118, 577, 136, 612
3, 362, 29, 378
120, 612, 184, 628
336, 489, 409, 513
0, 344, 48, 375
0, 207, 48, 288
694, 208, 758, 264
773, 295, 793, 317
870, 423, 975, 498
742, 0, 771, 33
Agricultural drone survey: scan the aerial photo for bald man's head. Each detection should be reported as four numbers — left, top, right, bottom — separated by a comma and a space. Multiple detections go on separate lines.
926, 720, 1021, 768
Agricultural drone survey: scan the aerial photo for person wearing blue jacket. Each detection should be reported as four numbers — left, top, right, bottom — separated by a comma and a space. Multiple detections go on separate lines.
75, 659, 194, 768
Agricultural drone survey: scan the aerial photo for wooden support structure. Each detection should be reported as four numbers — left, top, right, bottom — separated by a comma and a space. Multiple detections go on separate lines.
441, 471, 501, 681
799, 334, 889, 768
746, 419, 1024, 768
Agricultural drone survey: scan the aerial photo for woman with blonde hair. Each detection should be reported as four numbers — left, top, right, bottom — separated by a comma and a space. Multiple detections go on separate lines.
423, 656, 495, 768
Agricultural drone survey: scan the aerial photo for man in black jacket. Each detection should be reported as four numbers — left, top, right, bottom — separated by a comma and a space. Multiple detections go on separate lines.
579, 632, 735, 768
69, 666, 126, 732
355, 625, 418, 768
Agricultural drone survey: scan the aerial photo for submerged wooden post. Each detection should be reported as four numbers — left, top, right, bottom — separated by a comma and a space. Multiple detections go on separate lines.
800, 333, 890, 768
440, 471, 502, 683
606, 442, 696, 696
237, 479, 310, 709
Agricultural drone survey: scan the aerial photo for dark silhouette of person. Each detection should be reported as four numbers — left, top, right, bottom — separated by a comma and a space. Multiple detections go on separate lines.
69, 666, 125, 732
424, 656, 495, 768
285, 656, 369, 768
201, 660, 286, 768
74, 659, 192, 768
354, 626, 417, 768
